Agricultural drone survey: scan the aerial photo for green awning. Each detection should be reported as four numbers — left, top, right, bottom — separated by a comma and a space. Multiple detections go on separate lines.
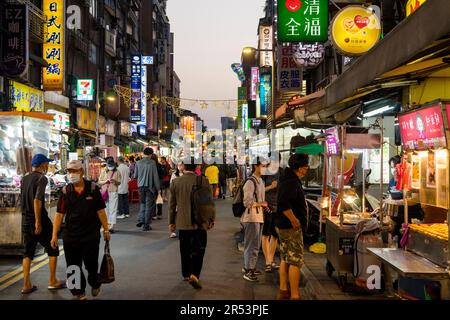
295, 144, 324, 155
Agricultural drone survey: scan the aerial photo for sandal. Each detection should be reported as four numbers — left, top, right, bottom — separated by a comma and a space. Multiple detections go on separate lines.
48, 281, 66, 290
265, 264, 273, 273
21, 285, 37, 294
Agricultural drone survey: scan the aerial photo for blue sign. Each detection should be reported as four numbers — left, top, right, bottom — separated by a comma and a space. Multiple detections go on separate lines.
259, 73, 271, 116
130, 55, 142, 122
138, 125, 146, 136
142, 56, 154, 65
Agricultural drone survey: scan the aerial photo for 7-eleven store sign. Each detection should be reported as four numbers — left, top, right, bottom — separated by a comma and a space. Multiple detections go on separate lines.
77, 79, 94, 101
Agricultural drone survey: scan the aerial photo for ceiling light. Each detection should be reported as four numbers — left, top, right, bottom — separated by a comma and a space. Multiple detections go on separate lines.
363, 105, 394, 118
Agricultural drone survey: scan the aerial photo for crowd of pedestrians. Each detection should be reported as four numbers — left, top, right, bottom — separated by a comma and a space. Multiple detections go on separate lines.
19, 150, 310, 300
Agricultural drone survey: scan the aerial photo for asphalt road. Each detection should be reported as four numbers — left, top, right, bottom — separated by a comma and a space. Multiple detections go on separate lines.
0, 199, 280, 300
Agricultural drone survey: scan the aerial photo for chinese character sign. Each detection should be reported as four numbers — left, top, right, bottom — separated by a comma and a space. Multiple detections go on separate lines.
330, 5, 381, 56
76, 79, 94, 101
2, 4, 29, 78
10, 81, 44, 112
251, 67, 259, 101
259, 26, 273, 67
43, 0, 65, 91
278, 0, 329, 43
278, 45, 302, 92
130, 55, 142, 122
259, 73, 271, 117
325, 127, 340, 156
139, 65, 147, 126
399, 105, 446, 150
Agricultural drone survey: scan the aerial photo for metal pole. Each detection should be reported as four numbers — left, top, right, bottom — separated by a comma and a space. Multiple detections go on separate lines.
339, 126, 345, 226
95, 68, 100, 145
380, 117, 384, 225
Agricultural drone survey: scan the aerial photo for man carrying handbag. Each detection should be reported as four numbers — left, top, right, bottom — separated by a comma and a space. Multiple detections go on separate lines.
51, 160, 111, 300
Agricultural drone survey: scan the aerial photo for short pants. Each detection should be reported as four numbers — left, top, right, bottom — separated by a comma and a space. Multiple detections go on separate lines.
276, 227, 304, 268
23, 218, 59, 260
262, 212, 278, 238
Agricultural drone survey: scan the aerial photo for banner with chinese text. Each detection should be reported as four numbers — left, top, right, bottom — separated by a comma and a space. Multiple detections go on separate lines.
43, 0, 65, 91
278, 45, 302, 92
277, 0, 328, 43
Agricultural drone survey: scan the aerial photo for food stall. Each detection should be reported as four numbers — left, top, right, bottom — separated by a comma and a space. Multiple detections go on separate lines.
0, 112, 58, 255
368, 101, 450, 300
322, 124, 385, 291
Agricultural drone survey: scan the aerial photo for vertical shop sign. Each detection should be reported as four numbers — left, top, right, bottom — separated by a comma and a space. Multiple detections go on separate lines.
237, 87, 247, 124
259, 73, 271, 117
259, 26, 273, 67
139, 65, 147, 126
130, 55, 142, 122
2, 4, 29, 78
76, 79, 94, 101
250, 67, 259, 101
277, 0, 329, 43
43, 0, 65, 91
278, 45, 302, 92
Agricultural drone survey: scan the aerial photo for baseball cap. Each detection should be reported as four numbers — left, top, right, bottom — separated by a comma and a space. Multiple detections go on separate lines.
32, 154, 52, 167
67, 160, 83, 170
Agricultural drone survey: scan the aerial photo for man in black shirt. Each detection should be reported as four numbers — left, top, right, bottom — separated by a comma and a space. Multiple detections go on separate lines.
51, 160, 111, 300
275, 153, 309, 300
20, 154, 64, 294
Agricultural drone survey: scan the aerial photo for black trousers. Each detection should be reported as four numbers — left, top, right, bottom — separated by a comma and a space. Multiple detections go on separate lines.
178, 229, 207, 279
64, 239, 100, 296
157, 203, 163, 217
118, 193, 129, 216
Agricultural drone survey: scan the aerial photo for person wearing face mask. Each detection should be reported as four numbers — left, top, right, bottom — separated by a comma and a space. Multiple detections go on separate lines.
20, 154, 65, 294
51, 160, 110, 300
274, 153, 309, 300
98, 158, 122, 233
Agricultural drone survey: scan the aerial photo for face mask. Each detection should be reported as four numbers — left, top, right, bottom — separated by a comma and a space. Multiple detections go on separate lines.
107, 166, 115, 171
68, 173, 81, 184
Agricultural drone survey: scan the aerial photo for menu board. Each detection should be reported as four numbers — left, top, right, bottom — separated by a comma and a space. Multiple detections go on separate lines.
399, 105, 446, 150
325, 127, 340, 156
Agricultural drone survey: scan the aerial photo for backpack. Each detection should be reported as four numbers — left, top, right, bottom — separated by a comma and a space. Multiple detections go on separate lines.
191, 175, 216, 227
232, 177, 257, 218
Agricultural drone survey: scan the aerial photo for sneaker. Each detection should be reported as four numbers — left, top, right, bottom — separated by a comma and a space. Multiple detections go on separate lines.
91, 287, 101, 297
143, 226, 152, 231
125, 214, 130, 218
241, 268, 261, 275
152, 216, 158, 220
136, 222, 143, 228
265, 264, 273, 273
117, 215, 126, 220
170, 232, 177, 238
243, 271, 258, 282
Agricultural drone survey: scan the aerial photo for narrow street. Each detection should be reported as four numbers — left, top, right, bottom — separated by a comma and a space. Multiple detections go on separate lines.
0, 199, 281, 300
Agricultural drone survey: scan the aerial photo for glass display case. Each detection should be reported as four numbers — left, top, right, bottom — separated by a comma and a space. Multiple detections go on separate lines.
0, 112, 55, 253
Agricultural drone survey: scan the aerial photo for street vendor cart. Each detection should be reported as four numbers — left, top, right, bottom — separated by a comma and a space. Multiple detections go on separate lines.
322, 124, 385, 291
0, 112, 57, 255
368, 101, 450, 300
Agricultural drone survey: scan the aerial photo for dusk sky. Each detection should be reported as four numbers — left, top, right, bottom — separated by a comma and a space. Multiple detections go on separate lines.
167, 0, 265, 129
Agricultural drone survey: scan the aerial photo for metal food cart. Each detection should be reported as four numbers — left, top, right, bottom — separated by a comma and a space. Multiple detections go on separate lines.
323, 124, 385, 291
368, 101, 450, 300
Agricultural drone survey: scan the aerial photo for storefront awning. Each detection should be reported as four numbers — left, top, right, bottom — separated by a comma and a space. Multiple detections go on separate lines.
302, 0, 450, 118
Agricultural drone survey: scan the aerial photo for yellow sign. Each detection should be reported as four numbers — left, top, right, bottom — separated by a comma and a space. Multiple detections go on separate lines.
331, 6, 381, 56
77, 109, 96, 131
43, 0, 65, 91
10, 81, 44, 112
406, 0, 426, 17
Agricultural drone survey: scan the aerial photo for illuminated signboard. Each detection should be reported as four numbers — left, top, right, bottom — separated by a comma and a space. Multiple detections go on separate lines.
399, 105, 446, 150
292, 42, 325, 68
130, 55, 142, 122
10, 81, 44, 112
259, 73, 271, 117
406, 0, 426, 16
251, 67, 259, 101
277, 0, 329, 43
330, 5, 381, 56
76, 79, 94, 101
259, 25, 273, 67
278, 44, 302, 92
43, 0, 65, 91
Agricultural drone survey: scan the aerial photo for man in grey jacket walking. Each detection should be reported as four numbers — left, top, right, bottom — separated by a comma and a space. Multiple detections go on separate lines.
135, 147, 160, 231
169, 162, 215, 289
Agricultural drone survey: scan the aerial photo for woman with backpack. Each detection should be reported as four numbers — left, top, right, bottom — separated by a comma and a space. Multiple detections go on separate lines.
241, 158, 268, 282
